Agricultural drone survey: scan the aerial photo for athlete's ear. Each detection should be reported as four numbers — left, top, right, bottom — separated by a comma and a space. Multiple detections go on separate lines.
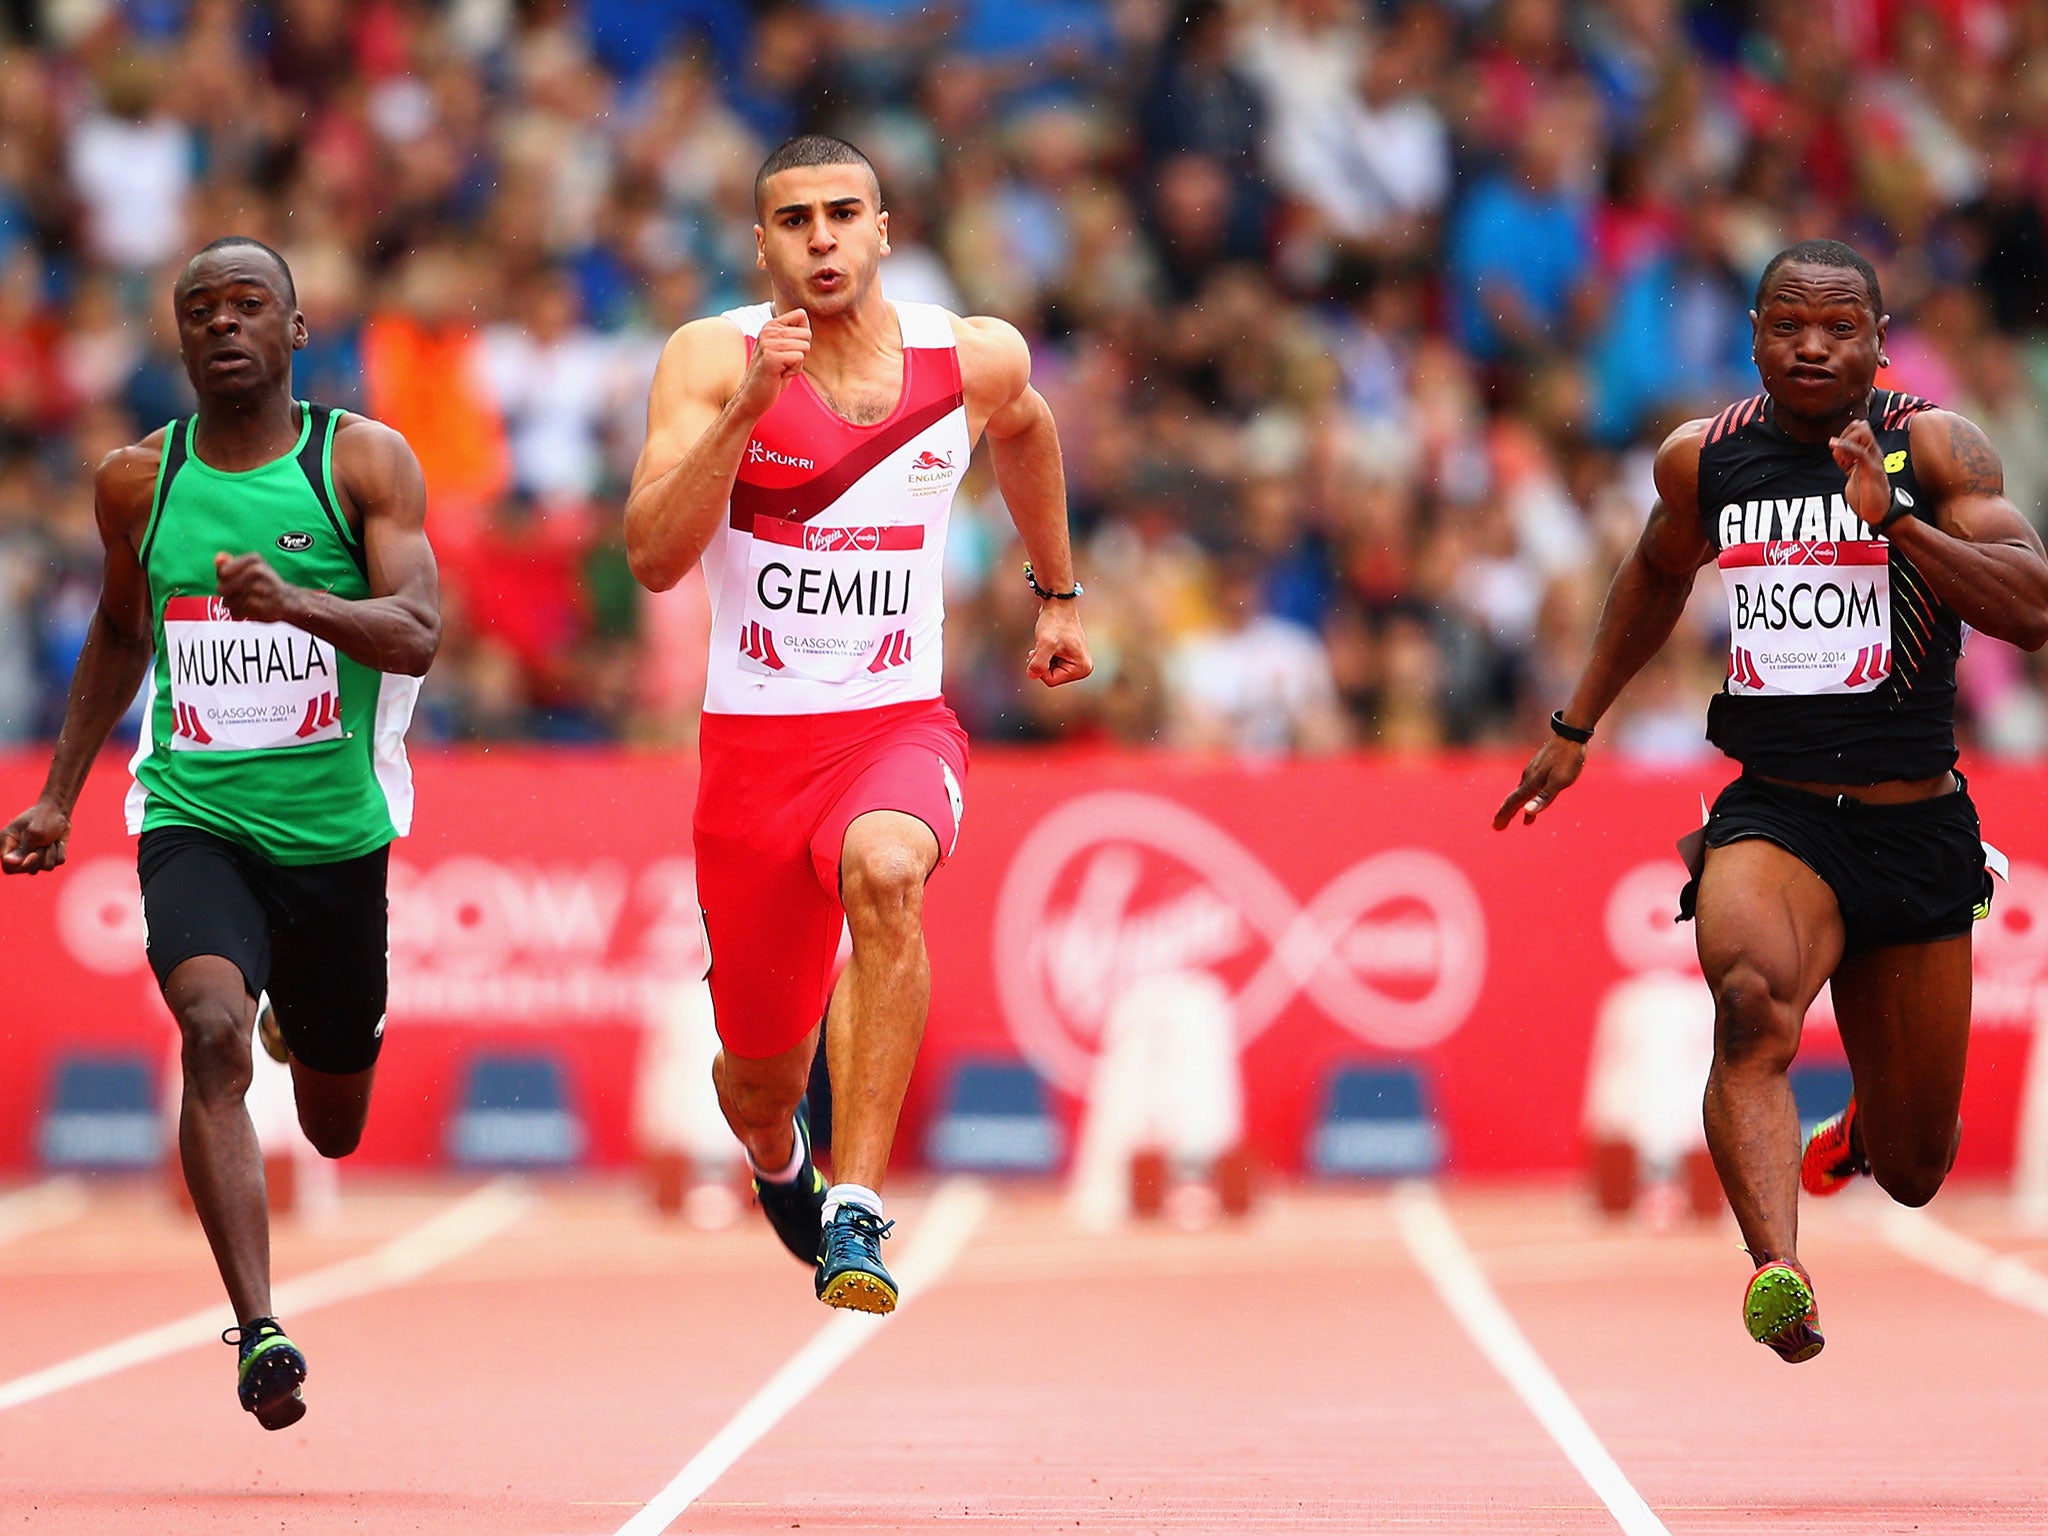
877, 209, 890, 256
754, 224, 766, 272
292, 313, 307, 351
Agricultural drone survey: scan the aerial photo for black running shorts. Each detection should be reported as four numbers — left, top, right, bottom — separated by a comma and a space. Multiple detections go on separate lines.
1678, 774, 1992, 955
138, 825, 391, 1075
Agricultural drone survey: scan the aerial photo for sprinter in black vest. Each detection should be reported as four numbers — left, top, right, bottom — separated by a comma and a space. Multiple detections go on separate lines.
1495, 240, 2048, 1363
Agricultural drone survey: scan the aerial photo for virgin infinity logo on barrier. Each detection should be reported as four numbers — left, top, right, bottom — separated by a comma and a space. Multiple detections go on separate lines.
993, 791, 1487, 1092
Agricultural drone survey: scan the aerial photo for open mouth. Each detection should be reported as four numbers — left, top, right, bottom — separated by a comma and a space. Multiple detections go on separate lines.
810, 269, 846, 290
1786, 367, 1833, 383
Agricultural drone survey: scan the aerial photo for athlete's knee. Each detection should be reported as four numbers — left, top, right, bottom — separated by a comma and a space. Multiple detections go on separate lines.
840, 842, 925, 936
713, 1054, 799, 1136
176, 996, 253, 1102
1873, 1157, 1948, 1208
1709, 966, 1799, 1070
297, 1108, 365, 1159
1870, 1124, 1959, 1208
308, 1126, 361, 1159
299, 1123, 361, 1159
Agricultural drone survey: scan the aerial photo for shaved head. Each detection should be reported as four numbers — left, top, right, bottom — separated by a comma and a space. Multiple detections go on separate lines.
754, 135, 881, 219
179, 237, 297, 307
1754, 239, 1881, 318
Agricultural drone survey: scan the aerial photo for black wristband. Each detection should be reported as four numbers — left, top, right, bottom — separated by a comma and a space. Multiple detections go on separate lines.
1550, 710, 1594, 745
1024, 562, 1083, 601
1876, 486, 1916, 533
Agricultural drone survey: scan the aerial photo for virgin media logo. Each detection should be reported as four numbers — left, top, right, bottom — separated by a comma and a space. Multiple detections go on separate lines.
993, 792, 1487, 1091
807, 524, 882, 551
1764, 540, 1838, 566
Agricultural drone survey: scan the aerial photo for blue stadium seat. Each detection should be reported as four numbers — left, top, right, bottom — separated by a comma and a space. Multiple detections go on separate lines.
39, 1053, 161, 1169
1789, 1061, 1856, 1136
924, 1057, 1062, 1174
447, 1053, 585, 1168
1309, 1063, 1445, 1178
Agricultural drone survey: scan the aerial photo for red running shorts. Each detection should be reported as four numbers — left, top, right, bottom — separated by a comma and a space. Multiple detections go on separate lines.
693, 698, 969, 1060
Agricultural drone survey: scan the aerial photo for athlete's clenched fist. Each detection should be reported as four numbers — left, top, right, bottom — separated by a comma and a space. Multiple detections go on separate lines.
734, 308, 811, 418
1828, 418, 1893, 529
215, 551, 297, 623
1027, 601, 1092, 688
1, 799, 70, 874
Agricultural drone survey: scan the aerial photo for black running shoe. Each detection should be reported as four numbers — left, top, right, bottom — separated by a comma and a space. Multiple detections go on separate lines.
224, 1316, 307, 1429
752, 1102, 827, 1266
815, 1205, 897, 1314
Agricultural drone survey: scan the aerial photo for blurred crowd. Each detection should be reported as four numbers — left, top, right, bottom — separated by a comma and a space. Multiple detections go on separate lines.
6, 0, 2048, 759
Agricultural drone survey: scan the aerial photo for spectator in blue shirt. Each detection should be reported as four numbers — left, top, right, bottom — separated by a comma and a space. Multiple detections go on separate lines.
1448, 101, 1596, 364
1587, 194, 1755, 443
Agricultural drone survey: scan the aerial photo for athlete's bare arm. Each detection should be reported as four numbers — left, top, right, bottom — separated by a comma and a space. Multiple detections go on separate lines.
1494, 419, 1715, 830
1, 439, 163, 874
625, 310, 812, 592
1833, 412, 2048, 650
212, 416, 441, 676
955, 315, 1092, 688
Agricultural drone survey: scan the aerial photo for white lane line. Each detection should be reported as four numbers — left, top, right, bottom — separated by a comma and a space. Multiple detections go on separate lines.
1869, 1201, 2048, 1318
0, 1178, 88, 1246
1391, 1183, 1672, 1536
0, 1176, 532, 1412
614, 1177, 991, 1536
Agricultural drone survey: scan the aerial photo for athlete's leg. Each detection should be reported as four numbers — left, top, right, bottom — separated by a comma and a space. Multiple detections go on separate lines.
288, 1062, 377, 1158
695, 708, 847, 1179
1694, 840, 1845, 1266
713, 1024, 818, 1170
164, 955, 270, 1323
827, 810, 941, 1193
1829, 936, 1972, 1207
264, 846, 392, 1159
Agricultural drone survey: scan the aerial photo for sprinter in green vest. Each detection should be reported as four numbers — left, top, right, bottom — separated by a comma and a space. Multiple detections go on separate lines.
2, 237, 439, 1430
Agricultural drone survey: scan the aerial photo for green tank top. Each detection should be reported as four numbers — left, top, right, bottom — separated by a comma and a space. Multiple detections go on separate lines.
125, 403, 420, 865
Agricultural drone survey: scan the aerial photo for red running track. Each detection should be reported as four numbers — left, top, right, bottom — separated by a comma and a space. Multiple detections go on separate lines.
3, 1177, 2047, 1534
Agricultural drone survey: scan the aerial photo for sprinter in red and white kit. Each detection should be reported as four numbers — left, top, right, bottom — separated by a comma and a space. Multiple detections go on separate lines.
626, 136, 1090, 1311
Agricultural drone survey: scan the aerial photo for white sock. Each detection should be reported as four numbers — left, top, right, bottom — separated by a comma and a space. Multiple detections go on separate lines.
822, 1183, 883, 1225
747, 1118, 806, 1185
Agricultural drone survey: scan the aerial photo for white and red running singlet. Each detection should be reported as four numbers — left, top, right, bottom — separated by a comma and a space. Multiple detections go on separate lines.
702, 301, 968, 715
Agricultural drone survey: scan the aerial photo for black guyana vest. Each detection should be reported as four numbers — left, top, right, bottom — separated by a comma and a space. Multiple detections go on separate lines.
1697, 388, 1961, 784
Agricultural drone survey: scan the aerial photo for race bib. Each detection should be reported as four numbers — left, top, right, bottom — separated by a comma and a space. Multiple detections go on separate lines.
740, 517, 921, 683
162, 596, 343, 751
1720, 540, 1891, 695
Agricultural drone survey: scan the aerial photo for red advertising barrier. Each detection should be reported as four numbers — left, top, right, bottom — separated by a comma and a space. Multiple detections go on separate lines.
5, 750, 2048, 1177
